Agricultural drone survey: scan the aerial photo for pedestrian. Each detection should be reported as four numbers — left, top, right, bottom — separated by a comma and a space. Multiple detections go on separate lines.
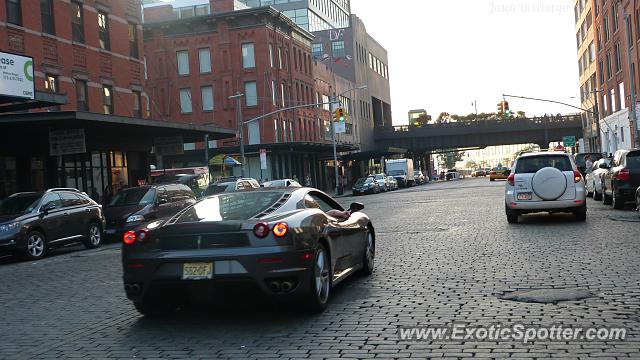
305, 175, 312, 187
584, 154, 593, 173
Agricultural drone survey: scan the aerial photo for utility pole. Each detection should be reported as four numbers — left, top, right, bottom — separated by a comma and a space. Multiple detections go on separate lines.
229, 92, 245, 177
204, 133, 209, 175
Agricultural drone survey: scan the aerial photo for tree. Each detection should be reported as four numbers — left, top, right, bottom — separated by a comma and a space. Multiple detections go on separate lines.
436, 112, 451, 123
412, 114, 432, 126
465, 160, 478, 170
437, 151, 465, 170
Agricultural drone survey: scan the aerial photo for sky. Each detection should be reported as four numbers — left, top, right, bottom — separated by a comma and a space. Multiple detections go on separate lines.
350, 0, 581, 126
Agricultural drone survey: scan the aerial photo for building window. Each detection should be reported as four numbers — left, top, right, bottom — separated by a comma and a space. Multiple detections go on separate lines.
599, 61, 605, 84
102, 85, 113, 114
271, 80, 276, 105
613, 3, 619, 32
98, 11, 110, 50
606, 53, 612, 79
177, 50, 189, 75
195, 4, 209, 16
179, 88, 192, 113
201, 86, 213, 111
312, 43, 323, 59
615, 43, 622, 72
75, 80, 88, 111
44, 74, 58, 93
604, 14, 610, 41
40, 0, 54, 34
245, 81, 257, 107
269, 44, 274, 68
71, 1, 84, 42
133, 91, 142, 117
281, 82, 286, 107
128, 23, 139, 59
6, 0, 21, 25
198, 48, 211, 73
278, 47, 283, 69
332, 40, 345, 58
242, 43, 255, 69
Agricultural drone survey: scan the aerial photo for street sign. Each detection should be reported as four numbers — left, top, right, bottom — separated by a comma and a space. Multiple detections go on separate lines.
259, 149, 267, 170
0, 51, 34, 100
563, 136, 576, 147
334, 122, 346, 134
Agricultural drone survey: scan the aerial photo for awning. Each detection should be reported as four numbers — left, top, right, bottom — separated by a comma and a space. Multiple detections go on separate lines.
210, 154, 241, 166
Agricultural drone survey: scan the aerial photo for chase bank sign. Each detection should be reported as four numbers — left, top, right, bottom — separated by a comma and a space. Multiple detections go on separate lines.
0, 51, 35, 100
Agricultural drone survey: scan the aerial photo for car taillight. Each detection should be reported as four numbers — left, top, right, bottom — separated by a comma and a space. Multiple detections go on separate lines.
507, 173, 515, 186
123, 231, 136, 245
616, 168, 631, 181
573, 170, 582, 183
272, 222, 288, 237
253, 222, 270, 238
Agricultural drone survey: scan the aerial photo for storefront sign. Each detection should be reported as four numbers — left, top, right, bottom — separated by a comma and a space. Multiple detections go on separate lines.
49, 129, 86, 156
154, 136, 184, 156
260, 149, 267, 170
0, 51, 34, 100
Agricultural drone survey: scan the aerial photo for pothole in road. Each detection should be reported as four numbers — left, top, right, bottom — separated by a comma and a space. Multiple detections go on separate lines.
608, 214, 640, 223
499, 288, 595, 304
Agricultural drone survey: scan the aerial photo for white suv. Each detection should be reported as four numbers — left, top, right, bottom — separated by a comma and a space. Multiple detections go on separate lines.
505, 152, 587, 223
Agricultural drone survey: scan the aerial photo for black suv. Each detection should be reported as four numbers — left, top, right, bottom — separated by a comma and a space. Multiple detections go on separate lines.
103, 184, 196, 238
602, 149, 640, 209
0, 188, 106, 260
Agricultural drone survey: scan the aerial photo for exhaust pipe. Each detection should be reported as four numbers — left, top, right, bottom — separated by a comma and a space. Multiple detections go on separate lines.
268, 281, 281, 292
124, 283, 142, 295
280, 281, 293, 292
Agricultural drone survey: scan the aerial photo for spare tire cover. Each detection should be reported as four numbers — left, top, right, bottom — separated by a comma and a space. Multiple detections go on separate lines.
532, 167, 567, 200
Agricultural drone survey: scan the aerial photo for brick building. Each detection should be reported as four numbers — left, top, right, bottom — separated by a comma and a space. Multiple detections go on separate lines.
0, 0, 232, 200
143, 1, 356, 189
592, 0, 640, 152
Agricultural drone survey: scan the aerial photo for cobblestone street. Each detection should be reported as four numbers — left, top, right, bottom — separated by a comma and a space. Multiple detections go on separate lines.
1, 178, 639, 359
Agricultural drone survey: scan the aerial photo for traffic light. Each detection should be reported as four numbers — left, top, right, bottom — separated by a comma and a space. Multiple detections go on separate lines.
497, 102, 504, 114
503, 101, 511, 117
334, 107, 346, 122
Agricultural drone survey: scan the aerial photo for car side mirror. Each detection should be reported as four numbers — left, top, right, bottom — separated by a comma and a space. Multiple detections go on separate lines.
349, 202, 365, 213
40, 203, 55, 215
157, 197, 168, 205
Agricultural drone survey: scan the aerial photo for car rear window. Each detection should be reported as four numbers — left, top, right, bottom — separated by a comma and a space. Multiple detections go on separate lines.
176, 191, 286, 222
627, 152, 640, 168
515, 156, 573, 173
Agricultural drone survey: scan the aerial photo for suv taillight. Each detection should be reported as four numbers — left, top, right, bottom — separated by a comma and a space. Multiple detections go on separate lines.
616, 168, 631, 181
507, 173, 515, 186
573, 170, 582, 183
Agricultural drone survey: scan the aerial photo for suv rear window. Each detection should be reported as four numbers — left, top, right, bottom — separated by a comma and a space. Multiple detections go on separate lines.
515, 155, 573, 173
627, 152, 640, 168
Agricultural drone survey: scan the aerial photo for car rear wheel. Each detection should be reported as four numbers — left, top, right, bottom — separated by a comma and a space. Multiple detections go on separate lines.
612, 188, 625, 210
84, 222, 102, 249
603, 189, 613, 205
359, 230, 375, 276
574, 204, 587, 222
305, 244, 331, 313
593, 182, 603, 201
506, 206, 519, 224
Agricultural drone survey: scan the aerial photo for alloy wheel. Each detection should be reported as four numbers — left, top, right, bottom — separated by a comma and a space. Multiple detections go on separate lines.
315, 248, 330, 303
365, 232, 375, 271
27, 234, 45, 258
89, 225, 102, 246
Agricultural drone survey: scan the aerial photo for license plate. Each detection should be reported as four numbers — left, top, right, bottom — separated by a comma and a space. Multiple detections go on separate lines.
182, 262, 213, 280
105, 229, 116, 234
517, 192, 532, 200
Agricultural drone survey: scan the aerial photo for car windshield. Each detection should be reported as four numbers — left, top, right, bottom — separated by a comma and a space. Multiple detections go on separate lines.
374, 174, 384, 180
109, 187, 155, 206
515, 156, 573, 173
175, 191, 286, 222
627, 152, 640, 168
388, 170, 404, 176
205, 184, 231, 195
0, 193, 42, 216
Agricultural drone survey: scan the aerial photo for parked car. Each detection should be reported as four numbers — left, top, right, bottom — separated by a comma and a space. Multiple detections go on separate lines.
585, 158, 611, 201
445, 169, 459, 181
574, 152, 604, 176
472, 170, 486, 177
601, 149, 640, 209
352, 177, 380, 195
372, 173, 388, 192
121, 188, 375, 315
263, 179, 302, 188
104, 184, 196, 238
152, 173, 211, 198
505, 152, 586, 223
489, 167, 510, 181
205, 178, 261, 195
386, 176, 399, 191
0, 188, 106, 260
636, 185, 640, 217
414, 170, 426, 184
